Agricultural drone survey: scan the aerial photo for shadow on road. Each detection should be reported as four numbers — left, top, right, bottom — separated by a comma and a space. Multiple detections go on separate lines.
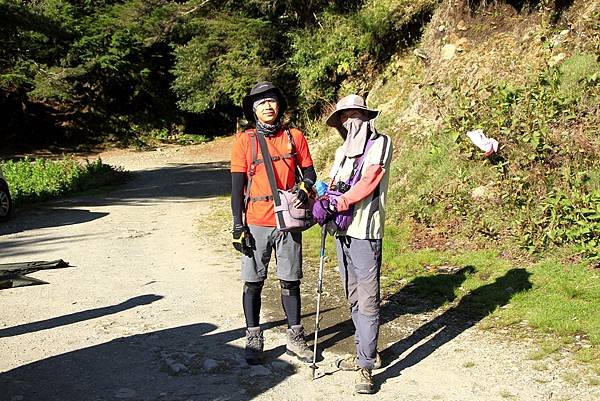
78, 161, 232, 206
0, 232, 100, 260
0, 321, 298, 401
0, 161, 230, 237
375, 268, 532, 390
0, 294, 163, 338
300, 265, 532, 394
0, 208, 109, 236
308, 266, 476, 359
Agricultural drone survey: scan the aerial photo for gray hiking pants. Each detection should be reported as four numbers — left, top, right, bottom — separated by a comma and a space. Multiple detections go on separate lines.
240, 225, 303, 282
335, 235, 382, 370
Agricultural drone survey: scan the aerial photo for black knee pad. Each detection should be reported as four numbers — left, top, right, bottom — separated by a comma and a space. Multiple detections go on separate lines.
244, 281, 264, 295
280, 280, 300, 296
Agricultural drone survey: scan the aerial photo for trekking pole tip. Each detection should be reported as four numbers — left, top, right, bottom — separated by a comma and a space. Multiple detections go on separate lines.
309, 363, 318, 380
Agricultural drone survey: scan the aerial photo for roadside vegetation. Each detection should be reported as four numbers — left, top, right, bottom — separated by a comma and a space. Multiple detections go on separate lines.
0, 158, 126, 206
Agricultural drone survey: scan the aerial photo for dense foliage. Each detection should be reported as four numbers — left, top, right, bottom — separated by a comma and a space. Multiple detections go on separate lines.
0, 0, 369, 146
1, 0, 181, 145
171, 14, 278, 114
290, 0, 437, 115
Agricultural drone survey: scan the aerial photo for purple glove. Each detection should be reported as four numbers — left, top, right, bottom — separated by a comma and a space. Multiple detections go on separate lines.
312, 190, 354, 229
312, 197, 335, 225
328, 191, 353, 231
326, 190, 343, 205
332, 200, 354, 231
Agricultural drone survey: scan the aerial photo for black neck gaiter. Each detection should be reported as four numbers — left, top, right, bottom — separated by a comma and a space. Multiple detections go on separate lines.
256, 119, 280, 137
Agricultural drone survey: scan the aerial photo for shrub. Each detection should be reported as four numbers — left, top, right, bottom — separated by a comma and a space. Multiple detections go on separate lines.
433, 54, 600, 258
1, 157, 126, 205
171, 14, 278, 114
289, 0, 437, 118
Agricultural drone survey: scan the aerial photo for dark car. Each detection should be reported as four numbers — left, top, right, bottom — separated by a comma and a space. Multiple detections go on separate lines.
0, 167, 12, 221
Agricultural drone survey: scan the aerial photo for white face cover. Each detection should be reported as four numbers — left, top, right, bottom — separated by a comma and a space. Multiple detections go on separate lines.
342, 117, 363, 133
341, 118, 370, 158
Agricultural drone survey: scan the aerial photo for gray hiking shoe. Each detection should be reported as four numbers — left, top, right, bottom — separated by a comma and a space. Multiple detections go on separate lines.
336, 351, 382, 371
245, 327, 264, 365
286, 325, 313, 363
355, 368, 375, 394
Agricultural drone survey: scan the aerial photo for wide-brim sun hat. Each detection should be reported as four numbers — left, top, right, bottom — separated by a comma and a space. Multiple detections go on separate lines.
242, 81, 288, 122
325, 94, 379, 127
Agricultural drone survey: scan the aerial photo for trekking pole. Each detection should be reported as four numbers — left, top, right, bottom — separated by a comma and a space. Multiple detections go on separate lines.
310, 225, 327, 380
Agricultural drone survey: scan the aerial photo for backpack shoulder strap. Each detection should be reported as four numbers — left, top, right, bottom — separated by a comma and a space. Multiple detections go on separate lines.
285, 127, 303, 182
244, 129, 259, 209
255, 130, 286, 228
247, 129, 258, 167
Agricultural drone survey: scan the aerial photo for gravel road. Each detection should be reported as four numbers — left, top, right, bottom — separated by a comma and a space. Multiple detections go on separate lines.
0, 137, 597, 401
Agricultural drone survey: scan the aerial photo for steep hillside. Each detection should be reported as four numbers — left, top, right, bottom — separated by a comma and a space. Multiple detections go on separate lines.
306, 0, 599, 370
333, 0, 599, 261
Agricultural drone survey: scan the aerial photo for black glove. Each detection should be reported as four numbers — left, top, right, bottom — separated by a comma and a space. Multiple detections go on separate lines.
232, 224, 252, 255
293, 179, 314, 206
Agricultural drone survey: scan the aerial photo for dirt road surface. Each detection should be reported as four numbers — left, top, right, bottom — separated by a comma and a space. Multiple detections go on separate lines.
0, 137, 597, 401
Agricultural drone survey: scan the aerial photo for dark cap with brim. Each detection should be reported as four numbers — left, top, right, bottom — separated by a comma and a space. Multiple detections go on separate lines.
242, 81, 288, 122
325, 94, 379, 127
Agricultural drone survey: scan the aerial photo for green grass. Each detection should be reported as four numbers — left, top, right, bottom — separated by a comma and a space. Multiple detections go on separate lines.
303, 219, 600, 369
506, 260, 600, 346
528, 342, 563, 361
1, 157, 127, 206
302, 224, 340, 264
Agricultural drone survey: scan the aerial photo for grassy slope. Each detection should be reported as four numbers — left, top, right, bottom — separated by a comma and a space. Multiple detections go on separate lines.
310, 0, 599, 375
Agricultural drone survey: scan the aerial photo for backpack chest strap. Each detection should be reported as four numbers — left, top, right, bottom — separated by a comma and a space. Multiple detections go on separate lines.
250, 153, 294, 170
244, 128, 298, 211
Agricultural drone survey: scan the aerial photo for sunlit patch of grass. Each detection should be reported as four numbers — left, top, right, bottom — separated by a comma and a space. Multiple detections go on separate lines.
532, 362, 549, 371
500, 260, 600, 349
527, 342, 561, 361
201, 195, 232, 240
377, 237, 600, 370
499, 389, 514, 399
588, 375, 600, 386
1, 157, 127, 206
561, 371, 582, 385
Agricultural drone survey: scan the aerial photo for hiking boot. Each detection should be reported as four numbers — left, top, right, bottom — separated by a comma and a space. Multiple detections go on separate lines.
336, 351, 382, 371
355, 368, 375, 394
245, 327, 264, 365
285, 325, 313, 363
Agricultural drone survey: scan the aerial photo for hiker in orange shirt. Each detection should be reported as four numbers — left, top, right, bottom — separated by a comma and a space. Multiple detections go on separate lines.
230, 81, 316, 365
